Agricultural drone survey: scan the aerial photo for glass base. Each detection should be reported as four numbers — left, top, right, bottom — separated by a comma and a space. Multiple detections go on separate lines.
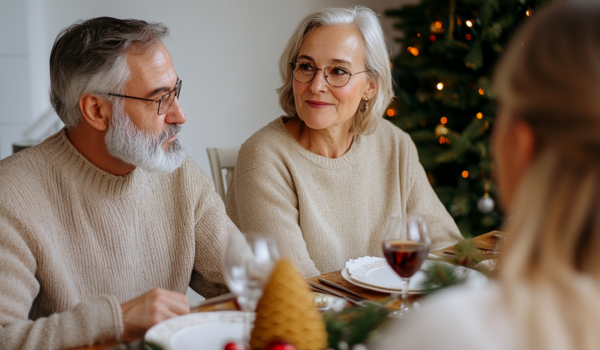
385, 292, 420, 319
388, 308, 409, 318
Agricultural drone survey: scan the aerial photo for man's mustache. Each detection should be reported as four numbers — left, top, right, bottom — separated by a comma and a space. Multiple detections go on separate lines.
158, 124, 181, 143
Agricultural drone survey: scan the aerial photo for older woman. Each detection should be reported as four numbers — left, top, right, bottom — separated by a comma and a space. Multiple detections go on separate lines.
376, 2, 600, 350
226, 6, 461, 278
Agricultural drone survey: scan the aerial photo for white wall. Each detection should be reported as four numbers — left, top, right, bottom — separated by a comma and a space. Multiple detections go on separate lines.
0, 1, 32, 158
0, 0, 416, 171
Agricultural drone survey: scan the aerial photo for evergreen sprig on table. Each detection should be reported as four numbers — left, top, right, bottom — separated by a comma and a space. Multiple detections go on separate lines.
324, 304, 390, 350
421, 240, 491, 293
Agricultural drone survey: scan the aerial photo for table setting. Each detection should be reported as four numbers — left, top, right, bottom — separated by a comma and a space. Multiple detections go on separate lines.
73, 220, 501, 350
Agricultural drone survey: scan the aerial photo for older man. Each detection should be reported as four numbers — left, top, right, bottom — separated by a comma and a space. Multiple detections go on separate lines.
0, 17, 237, 349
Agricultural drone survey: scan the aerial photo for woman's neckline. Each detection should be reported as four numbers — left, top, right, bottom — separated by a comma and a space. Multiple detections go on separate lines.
283, 117, 355, 158
273, 116, 365, 170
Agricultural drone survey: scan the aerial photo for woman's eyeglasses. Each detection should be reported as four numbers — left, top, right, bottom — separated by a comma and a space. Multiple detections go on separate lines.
290, 62, 367, 87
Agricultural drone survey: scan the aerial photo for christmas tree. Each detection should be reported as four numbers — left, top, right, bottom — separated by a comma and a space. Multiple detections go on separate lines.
384, 0, 551, 238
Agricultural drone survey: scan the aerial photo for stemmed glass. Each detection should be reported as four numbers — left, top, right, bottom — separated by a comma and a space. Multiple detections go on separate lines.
223, 232, 279, 345
381, 214, 431, 317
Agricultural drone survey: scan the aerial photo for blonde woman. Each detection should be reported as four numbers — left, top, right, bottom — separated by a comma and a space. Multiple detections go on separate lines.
226, 6, 462, 278
376, 2, 600, 349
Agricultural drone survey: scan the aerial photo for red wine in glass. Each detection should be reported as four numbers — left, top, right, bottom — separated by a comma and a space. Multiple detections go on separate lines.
383, 239, 429, 278
381, 215, 431, 317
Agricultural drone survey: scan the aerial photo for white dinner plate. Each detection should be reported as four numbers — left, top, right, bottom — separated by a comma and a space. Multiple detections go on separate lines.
341, 268, 423, 294
343, 258, 487, 293
145, 311, 253, 350
144, 294, 344, 350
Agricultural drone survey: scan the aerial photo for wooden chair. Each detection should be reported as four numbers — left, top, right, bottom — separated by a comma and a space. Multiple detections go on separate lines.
206, 146, 240, 201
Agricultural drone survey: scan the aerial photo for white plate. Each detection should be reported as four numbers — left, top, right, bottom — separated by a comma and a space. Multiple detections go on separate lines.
346, 256, 430, 290
343, 258, 487, 293
341, 268, 423, 294
144, 294, 344, 350
145, 311, 253, 350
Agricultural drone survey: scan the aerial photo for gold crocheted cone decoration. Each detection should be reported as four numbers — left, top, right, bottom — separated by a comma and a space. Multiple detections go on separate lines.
250, 258, 327, 350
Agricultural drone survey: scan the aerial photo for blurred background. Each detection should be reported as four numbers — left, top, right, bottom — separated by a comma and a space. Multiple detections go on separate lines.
0, 0, 415, 169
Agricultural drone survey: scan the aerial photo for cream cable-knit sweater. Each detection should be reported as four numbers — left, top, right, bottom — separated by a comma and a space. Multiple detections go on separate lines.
226, 117, 462, 278
0, 130, 237, 350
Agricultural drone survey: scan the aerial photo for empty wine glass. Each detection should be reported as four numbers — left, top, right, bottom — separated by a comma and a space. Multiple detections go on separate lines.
381, 214, 431, 317
223, 232, 279, 344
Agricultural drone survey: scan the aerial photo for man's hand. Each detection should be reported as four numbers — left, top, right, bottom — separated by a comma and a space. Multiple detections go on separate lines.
120, 288, 190, 341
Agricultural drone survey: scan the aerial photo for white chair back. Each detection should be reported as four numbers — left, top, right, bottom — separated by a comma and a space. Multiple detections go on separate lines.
206, 146, 240, 201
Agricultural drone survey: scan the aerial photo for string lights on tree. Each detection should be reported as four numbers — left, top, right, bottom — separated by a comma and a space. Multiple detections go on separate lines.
384, 0, 553, 237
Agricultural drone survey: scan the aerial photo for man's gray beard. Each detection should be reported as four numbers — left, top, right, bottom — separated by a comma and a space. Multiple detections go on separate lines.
105, 107, 186, 174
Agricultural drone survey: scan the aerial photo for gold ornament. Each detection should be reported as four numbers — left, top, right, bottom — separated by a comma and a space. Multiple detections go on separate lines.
250, 259, 327, 350
430, 21, 444, 34
435, 124, 449, 137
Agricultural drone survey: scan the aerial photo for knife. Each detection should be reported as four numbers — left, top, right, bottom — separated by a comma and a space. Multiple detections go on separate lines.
189, 292, 236, 311
317, 278, 367, 301
308, 282, 364, 306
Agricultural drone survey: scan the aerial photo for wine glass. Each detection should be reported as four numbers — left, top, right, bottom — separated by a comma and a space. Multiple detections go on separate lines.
223, 232, 279, 344
381, 214, 431, 317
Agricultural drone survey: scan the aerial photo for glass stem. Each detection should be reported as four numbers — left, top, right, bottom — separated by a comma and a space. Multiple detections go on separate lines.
238, 297, 252, 346
401, 277, 409, 311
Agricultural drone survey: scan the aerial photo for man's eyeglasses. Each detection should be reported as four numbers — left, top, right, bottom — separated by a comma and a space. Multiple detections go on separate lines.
107, 79, 182, 115
289, 62, 368, 87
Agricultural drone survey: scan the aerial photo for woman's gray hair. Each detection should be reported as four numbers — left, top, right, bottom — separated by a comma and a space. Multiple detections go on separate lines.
277, 6, 393, 135
49, 17, 169, 128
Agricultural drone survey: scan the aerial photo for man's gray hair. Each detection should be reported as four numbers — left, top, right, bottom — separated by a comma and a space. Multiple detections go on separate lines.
277, 6, 394, 135
49, 17, 169, 128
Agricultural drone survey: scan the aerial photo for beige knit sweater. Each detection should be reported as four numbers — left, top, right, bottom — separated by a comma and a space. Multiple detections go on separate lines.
0, 130, 237, 349
226, 117, 462, 278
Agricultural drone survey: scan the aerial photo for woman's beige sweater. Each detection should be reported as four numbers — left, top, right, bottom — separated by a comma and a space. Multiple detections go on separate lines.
0, 130, 237, 349
226, 117, 462, 278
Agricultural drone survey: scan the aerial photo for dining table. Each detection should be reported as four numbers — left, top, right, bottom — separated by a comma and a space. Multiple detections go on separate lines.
70, 231, 500, 350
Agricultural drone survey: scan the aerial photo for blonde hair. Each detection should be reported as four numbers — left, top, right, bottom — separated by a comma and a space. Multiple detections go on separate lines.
494, 2, 600, 349
277, 6, 393, 135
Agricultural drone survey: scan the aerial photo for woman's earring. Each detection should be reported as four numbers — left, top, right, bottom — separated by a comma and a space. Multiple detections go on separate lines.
361, 98, 369, 113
